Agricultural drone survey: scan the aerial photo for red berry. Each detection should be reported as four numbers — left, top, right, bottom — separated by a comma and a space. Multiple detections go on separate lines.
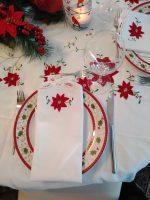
37, 46, 46, 55
22, 29, 29, 36
21, 29, 26, 34
41, 40, 46, 45
38, 29, 43, 34
37, 41, 42, 45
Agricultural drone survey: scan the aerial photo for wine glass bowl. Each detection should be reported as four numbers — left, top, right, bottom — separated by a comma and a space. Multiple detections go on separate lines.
84, 30, 125, 76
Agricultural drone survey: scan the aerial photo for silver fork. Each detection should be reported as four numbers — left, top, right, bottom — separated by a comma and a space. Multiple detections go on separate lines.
114, 9, 121, 32
40, 69, 88, 79
16, 89, 26, 108
135, 76, 150, 85
12, 89, 26, 155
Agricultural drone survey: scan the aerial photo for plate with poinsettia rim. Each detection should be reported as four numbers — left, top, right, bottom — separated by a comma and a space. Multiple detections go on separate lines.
125, 1, 150, 75
14, 89, 108, 174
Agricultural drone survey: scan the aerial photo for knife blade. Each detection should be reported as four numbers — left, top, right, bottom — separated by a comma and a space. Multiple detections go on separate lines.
107, 95, 117, 174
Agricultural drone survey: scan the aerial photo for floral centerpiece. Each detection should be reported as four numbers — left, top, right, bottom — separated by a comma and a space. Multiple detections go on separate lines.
0, 4, 49, 58
0, 0, 64, 58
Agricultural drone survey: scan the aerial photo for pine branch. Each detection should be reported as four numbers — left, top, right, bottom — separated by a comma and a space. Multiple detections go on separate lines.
15, 35, 53, 59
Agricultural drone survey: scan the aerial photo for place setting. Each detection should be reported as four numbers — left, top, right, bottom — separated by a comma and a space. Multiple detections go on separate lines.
13, 80, 108, 177
98, 0, 150, 75
119, 1, 150, 75
13, 4, 127, 179
13, 0, 150, 182
0, 0, 150, 193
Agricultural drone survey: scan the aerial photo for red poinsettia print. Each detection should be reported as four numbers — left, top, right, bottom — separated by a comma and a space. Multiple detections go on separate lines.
91, 71, 118, 86
3, 72, 20, 87
44, 65, 61, 81
78, 77, 92, 91
129, 22, 144, 39
118, 81, 134, 99
97, 57, 115, 70
51, 94, 69, 112
0, 5, 25, 38
125, 0, 139, 4
90, 57, 115, 71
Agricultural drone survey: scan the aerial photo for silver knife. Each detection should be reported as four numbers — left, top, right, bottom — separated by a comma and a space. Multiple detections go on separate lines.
107, 95, 117, 174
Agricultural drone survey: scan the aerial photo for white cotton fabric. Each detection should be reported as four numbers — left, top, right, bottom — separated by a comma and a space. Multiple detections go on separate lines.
30, 78, 83, 183
119, 10, 150, 54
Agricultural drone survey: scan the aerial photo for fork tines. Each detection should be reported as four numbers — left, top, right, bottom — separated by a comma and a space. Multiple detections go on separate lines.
17, 90, 25, 101
137, 76, 150, 85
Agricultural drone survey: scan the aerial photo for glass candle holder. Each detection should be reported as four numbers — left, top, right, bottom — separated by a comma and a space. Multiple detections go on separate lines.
63, 0, 92, 30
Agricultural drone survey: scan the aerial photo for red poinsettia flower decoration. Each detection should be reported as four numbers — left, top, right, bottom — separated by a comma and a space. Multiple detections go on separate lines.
0, 5, 25, 38
125, 0, 139, 4
97, 57, 115, 70
51, 93, 69, 112
3, 72, 20, 87
78, 77, 92, 91
0, 4, 7, 17
44, 65, 61, 81
129, 22, 144, 39
91, 71, 118, 86
118, 81, 134, 99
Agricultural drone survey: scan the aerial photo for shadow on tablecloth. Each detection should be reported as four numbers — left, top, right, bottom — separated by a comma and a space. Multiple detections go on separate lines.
0, 186, 18, 200
119, 163, 150, 200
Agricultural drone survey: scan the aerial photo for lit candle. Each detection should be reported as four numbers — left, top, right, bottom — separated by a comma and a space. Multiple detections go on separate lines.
73, 6, 92, 28
63, 0, 92, 30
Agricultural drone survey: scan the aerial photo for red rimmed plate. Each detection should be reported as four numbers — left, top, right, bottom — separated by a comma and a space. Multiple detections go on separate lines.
14, 90, 108, 174
125, 1, 150, 75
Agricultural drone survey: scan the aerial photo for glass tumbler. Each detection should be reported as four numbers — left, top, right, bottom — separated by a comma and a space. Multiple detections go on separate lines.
63, 0, 92, 30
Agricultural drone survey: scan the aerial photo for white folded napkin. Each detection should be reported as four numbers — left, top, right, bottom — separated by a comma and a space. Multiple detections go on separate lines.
114, 85, 150, 174
0, 85, 17, 119
0, 85, 17, 153
119, 10, 150, 54
30, 77, 83, 183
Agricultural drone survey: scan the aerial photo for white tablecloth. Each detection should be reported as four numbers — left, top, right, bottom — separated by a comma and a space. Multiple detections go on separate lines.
0, 0, 150, 190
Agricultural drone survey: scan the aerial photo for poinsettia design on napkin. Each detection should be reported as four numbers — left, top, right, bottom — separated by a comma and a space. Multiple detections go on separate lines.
129, 20, 144, 40
46, 93, 73, 112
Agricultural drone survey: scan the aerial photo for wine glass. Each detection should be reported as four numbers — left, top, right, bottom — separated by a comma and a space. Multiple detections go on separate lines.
84, 30, 125, 92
